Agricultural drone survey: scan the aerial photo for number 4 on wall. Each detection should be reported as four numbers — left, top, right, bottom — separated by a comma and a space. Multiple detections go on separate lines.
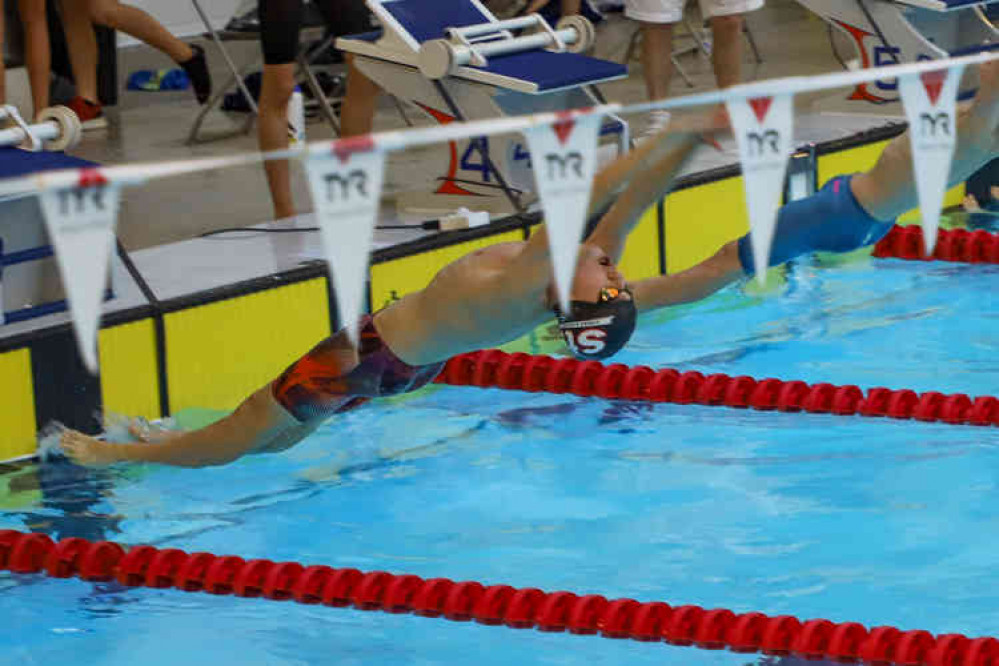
460, 138, 494, 183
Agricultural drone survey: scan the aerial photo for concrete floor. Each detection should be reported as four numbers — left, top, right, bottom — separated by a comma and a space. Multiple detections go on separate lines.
58, 0, 857, 251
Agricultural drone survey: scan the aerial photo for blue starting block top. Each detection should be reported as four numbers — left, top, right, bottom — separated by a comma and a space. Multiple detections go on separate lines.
471, 50, 627, 92
0, 147, 96, 180
382, 0, 489, 43
357, 0, 627, 92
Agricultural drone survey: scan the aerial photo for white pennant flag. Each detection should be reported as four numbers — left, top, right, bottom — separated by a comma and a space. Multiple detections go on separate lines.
898, 64, 965, 256
305, 137, 386, 344
726, 94, 795, 284
37, 169, 121, 373
522, 113, 602, 313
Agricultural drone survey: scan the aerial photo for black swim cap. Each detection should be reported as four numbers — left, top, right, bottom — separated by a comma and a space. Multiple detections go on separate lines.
556, 288, 637, 361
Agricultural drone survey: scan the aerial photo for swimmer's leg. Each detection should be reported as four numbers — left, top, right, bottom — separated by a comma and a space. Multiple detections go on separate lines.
62, 383, 320, 468
735, 60, 999, 274
852, 60, 999, 222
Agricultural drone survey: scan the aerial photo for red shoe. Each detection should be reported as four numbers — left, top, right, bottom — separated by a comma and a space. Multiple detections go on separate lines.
67, 96, 108, 130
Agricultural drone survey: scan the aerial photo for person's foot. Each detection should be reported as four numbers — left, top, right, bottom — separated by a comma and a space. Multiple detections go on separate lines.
66, 96, 108, 130
61, 429, 121, 467
179, 44, 212, 105
635, 109, 672, 144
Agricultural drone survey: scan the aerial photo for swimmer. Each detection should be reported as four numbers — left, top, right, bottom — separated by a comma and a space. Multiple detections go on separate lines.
61, 61, 999, 468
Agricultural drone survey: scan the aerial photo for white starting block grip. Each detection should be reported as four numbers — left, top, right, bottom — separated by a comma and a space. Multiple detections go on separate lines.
0, 105, 82, 153
418, 14, 597, 79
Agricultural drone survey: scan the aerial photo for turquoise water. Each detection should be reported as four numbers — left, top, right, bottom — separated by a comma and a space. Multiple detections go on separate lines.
1, 247, 997, 666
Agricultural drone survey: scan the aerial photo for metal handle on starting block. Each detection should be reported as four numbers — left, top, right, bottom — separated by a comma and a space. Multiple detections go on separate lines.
0, 105, 82, 152
446, 15, 541, 41
418, 15, 596, 80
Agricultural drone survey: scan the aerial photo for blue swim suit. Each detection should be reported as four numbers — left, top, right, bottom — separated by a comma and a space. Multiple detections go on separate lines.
737, 175, 897, 273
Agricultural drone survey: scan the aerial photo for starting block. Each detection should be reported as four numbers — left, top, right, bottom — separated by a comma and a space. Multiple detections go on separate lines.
797, 0, 998, 108
0, 147, 117, 327
337, 0, 629, 216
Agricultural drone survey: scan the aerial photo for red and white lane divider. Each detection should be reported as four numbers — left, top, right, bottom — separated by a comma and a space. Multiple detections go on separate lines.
874, 225, 999, 264
2, 529, 997, 665
435, 350, 999, 428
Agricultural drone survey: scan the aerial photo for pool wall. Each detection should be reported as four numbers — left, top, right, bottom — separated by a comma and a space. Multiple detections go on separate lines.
0, 121, 967, 465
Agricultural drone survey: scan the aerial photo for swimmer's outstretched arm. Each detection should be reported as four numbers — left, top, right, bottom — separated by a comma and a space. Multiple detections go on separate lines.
631, 61, 999, 313
499, 124, 709, 299
587, 128, 707, 262
61, 383, 319, 467
587, 108, 731, 235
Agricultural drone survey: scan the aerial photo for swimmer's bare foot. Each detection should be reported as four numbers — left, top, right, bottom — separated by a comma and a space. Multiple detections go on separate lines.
60, 430, 122, 467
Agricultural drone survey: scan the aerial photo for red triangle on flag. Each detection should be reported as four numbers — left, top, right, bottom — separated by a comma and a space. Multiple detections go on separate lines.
333, 135, 376, 164
553, 120, 575, 145
78, 168, 108, 188
748, 97, 773, 123
920, 69, 946, 106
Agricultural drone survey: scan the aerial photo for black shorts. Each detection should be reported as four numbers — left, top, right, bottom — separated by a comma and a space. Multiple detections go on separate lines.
259, 0, 374, 65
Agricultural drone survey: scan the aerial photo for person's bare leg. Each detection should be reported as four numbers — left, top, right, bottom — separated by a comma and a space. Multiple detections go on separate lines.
708, 13, 743, 89
61, 383, 320, 467
86, 0, 192, 62
61, 0, 100, 102
852, 61, 999, 221
259, 62, 297, 220
338, 55, 378, 137
640, 21, 675, 101
19, 0, 50, 116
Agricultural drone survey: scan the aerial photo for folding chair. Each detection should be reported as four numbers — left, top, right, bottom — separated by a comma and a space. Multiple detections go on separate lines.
186, 0, 345, 145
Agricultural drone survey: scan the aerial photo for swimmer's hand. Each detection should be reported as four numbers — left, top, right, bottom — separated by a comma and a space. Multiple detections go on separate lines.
128, 417, 179, 443
60, 429, 123, 467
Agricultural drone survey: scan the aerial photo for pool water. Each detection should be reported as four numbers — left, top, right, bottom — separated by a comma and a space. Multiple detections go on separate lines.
1, 243, 997, 666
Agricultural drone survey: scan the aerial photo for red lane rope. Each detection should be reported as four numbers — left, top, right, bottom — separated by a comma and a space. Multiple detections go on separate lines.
434, 350, 999, 427
2, 529, 996, 665
874, 225, 999, 264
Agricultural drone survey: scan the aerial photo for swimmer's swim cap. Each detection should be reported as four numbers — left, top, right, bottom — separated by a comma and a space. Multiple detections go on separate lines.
556, 287, 637, 361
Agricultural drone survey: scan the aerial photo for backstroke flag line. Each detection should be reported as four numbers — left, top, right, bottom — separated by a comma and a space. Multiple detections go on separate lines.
523, 112, 603, 313
726, 93, 795, 285
305, 137, 387, 345
898, 64, 965, 256
37, 169, 122, 374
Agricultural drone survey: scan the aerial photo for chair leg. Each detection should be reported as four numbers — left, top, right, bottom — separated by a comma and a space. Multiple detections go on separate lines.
743, 23, 763, 64
389, 95, 415, 127
624, 27, 641, 64
187, 0, 261, 144
671, 54, 695, 88
187, 56, 260, 145
682, 14, 711, 58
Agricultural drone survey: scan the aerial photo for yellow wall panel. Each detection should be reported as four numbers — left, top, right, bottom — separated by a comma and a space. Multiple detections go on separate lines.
370, 231, 523, 310
165, 279, 330, 413
818, 141, 965, 224
665, 177, 750, 274
618, 204, 661, 282
0, 349, 36, 462
99, 319, 161, 421
817, 141, 890, 186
